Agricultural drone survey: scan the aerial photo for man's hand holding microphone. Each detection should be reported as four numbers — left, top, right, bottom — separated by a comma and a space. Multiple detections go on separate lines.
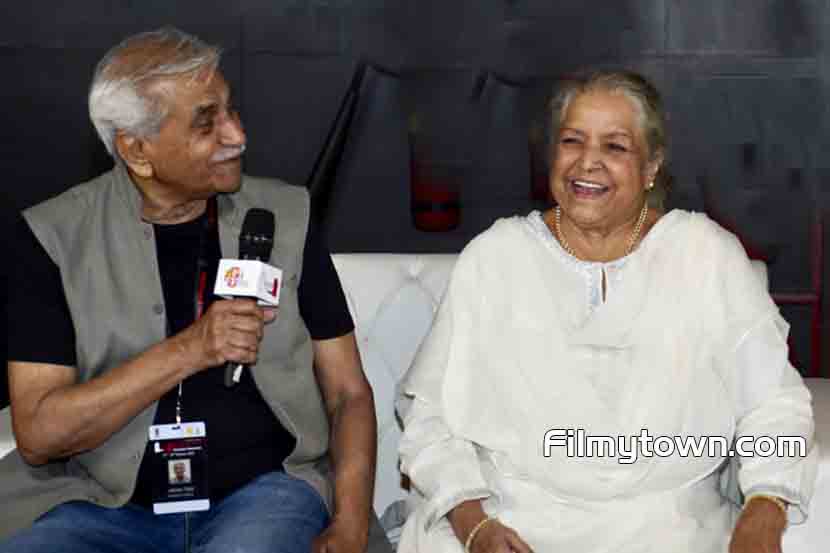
175, 298, 276, 372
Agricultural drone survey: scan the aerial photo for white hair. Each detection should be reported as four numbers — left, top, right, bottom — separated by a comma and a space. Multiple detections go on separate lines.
89, 27, 221, 156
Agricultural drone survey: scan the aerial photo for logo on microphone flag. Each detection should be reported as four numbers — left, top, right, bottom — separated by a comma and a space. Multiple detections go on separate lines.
224, 266, 242, 288
215, 259, 282, 306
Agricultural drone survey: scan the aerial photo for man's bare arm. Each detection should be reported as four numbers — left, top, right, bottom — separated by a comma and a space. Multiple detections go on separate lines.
9, 299, 273, 466
311, 332, 376, 553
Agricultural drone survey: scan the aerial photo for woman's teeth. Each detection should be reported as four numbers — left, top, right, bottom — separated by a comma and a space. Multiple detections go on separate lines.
572, 180, 608, 194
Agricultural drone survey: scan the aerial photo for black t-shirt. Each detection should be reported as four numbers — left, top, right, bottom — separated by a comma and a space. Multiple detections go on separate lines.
6, 205, 353, 506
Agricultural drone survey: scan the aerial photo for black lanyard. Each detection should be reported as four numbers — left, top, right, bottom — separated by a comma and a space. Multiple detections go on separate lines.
194, 196, 218, 321
173, 196, 218, 424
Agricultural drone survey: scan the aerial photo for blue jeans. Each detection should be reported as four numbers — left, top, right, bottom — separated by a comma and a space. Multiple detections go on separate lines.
0, 471, 329, 553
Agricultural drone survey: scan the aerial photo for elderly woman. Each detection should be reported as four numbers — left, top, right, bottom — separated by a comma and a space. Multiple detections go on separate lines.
396, 70, 817, 553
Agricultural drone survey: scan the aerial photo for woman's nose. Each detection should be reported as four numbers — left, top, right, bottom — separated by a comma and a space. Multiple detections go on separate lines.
577, 142, 604, 172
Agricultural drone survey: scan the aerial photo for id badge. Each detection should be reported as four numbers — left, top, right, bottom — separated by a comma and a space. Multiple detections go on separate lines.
148, 422, 210, 514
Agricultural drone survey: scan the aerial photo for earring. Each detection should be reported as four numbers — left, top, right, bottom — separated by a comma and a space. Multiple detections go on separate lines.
646, 181, 654, 190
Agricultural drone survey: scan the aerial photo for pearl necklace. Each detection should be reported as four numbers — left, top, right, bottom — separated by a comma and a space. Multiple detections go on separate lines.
554, 202, 649, 259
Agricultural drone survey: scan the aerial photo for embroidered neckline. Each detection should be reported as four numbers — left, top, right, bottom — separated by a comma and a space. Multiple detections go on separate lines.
524, 211, 634, 275
524, 209, 676, 268
522, 210, 678, 316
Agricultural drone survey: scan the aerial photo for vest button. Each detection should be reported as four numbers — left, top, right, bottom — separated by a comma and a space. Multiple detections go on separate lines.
153, 304, 164, 315
143, 228, 152, 240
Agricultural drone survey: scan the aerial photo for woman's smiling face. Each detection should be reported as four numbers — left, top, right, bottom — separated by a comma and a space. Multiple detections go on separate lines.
550, 89, 660, 235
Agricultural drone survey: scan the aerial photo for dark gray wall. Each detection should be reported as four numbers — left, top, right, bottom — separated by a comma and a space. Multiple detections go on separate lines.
1, 0, 828, 376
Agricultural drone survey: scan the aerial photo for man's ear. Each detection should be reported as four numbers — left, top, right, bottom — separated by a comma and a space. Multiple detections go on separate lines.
115, 133, 154, 179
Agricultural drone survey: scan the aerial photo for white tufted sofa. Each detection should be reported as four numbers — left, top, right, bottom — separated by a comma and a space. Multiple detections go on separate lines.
1, 253, 828, 552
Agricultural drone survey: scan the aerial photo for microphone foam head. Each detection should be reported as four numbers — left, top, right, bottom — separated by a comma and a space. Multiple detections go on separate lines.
239, 208, 275, 261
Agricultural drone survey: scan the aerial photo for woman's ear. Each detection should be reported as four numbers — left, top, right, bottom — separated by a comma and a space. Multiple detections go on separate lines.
645, 151, 664, 185
115, 133, 154, 179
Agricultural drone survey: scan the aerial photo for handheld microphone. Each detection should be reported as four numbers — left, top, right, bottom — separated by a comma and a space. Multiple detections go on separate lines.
224, 208, 275, 386
239, 209, 275, 262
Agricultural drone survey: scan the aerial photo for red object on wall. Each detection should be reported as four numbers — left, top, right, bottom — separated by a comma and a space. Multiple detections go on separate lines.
704, 207, 823, 377
410, 161, 461, 232
770, 218, 824, 378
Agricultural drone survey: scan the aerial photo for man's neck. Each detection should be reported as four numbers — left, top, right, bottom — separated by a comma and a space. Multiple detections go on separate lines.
127, 170, 208, 225
141, 198, 207, 225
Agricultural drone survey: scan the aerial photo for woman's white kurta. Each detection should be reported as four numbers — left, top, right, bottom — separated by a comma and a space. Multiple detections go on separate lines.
397, 210, 817, 553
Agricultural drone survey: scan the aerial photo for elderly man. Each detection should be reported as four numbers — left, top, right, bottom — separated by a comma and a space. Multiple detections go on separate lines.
171, 462, 190, 485
1, 27, 386, 553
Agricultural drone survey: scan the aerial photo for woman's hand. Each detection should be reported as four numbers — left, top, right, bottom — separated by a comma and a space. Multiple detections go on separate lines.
448, 500, 533, 553
728, 497, 787, 553
468, 519, 533, 553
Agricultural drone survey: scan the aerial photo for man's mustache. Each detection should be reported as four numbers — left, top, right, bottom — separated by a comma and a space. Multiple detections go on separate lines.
211, 144, 246, 163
